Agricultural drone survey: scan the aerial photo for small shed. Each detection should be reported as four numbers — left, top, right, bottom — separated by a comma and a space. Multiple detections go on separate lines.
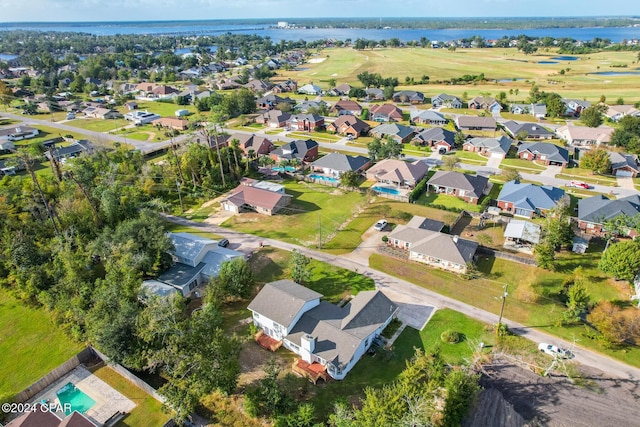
175, 109, 190, 117
572, 236, 589, 254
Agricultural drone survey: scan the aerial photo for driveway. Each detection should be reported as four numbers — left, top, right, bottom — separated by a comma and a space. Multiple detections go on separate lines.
540, 164, 563, 178
617, 176, 636, 191
485, 155, 503, 170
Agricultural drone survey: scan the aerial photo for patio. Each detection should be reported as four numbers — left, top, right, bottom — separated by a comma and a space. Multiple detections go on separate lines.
255, 329, 282, 351
292, 359, 328, 384
28, 365, 135, 426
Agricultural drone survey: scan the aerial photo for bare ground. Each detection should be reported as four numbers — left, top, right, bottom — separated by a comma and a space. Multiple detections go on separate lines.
466, 359, 640, 427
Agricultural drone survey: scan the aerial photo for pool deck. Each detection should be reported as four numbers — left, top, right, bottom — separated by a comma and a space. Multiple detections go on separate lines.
28, 365, 135, 426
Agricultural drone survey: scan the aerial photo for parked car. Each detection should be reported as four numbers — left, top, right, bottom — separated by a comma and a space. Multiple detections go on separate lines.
374, 219, 388, 231
570, 180, 590, 189
538, 342, 574, 359
217, 238, 229, 248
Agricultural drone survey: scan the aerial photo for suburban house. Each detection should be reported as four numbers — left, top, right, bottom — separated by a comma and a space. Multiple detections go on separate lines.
410, 110, 448, 126
496, 180, 567, 218
431, 93, 463, 109
221, 182, 292, 215
517, 142, 570, 166
369, 104, 403, 122
563, 99, 591, 117
392, 90, 425, 104
82, 106, 121, 120
296, 100, 327, 113
288, 113, 325, 131
256, 94, 296, 110
151, 117, 189, 131
229, 133, 274, 156
426, 171, 490, 204
503, 220, 541, 252
556, 124, 614, 146
577, 194, 640, 236
270, 139, 320, 163
310, 153, 371, 176
142, 232, 244, 297
365, 159, 429, 188
605, 104, 640, 122
455, 116, 497, 131
387, 216, 478, 274
248, 279, 398, 381
509, 103, 547, 118
369, 123, 416, 144
328, 83, 352, 96
502, 121, 554, 139
608, 151, 640, 177
326, 115, 371, 138
5, 404, 97, 427
256, 109, 292, 128
272, 79, 298, 93
0, 126, 39, 147
245, 79, 272, 92
124, 110, 161, 125
463, 136, 513, 159
297, 83, 322, 95
468, 96, 502, 113
412, 127, 456, 152
44, 140, 93, 162
365, 87, 385, 101
331, 100, 363, 116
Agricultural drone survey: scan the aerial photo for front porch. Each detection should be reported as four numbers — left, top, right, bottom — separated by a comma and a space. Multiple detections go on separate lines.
255, 329, 282, 352
292, 358, 329, 384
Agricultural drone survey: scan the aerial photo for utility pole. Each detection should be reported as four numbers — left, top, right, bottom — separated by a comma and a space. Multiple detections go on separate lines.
318, 213, 322, 249
497, 284, 508, 333
176, 180, 184, 213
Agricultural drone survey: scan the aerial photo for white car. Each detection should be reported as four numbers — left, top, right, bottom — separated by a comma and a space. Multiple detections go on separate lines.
374, 219, 388, 231
538, 343, 574, 359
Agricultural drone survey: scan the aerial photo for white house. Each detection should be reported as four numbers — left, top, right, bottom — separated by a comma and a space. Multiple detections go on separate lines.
248, 280, 398, 381
297, 83, 322, 95
0, 126, 39, 146
124, 110, 161, 125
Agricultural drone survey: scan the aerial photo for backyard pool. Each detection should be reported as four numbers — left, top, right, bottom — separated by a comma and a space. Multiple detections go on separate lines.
309, 174, 339, 182
373, 186, 401, 195
56, 382, 96, 416
272, 166, 296, 172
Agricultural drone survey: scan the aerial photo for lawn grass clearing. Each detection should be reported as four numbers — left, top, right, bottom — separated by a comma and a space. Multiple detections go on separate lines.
114, 101, 197, 117
90, 365, 171, 427
65, 118, 129, 132
165, 223, 224, 240
500, 158, 547, 171
416, 191, 484, 212
0, 288, 83, 398
450, 150, 487, 164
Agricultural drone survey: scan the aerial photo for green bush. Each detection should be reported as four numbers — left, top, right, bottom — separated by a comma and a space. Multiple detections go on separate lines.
409, 177, 428, 202
441, 330, 461, 343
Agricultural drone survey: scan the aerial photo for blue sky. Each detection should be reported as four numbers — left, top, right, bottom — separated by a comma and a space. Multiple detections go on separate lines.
1, 0, 639, 22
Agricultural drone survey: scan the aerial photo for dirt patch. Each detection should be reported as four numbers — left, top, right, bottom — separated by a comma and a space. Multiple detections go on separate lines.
468, 359, 640, 427
237, 342, 295, 387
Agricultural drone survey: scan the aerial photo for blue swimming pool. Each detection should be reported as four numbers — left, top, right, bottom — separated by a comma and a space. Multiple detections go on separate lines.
56, 382, 96, 416
272, 166, 296, 172
373, 186, 401, 195
309, 174, 339, 182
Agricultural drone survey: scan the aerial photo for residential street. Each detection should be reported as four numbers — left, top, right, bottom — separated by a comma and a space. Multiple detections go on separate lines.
165, 214, 640, 382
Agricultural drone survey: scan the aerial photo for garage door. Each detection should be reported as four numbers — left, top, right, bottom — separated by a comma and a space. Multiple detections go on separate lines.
615, 169, 633, 177
491, 152, 504, 159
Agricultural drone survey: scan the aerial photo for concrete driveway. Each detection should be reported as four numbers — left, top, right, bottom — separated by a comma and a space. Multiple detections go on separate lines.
485, 155, 503, 170
540, 164, 563, 178
617, 176, 636, 191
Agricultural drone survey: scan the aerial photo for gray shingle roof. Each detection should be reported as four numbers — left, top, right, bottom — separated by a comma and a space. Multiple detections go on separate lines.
456, 115, 497, 129
248, 280, 322, 329
497, 180, 566, 212
270, 139, 318, 160
406, 216, 445, 232
310, 153, 370, 173
410, 110, 447, 123
517, 141, 569, 163
504, 121, 554, 139
413, 127, 456, 147
370, 123, 415, 140
609, 151, 639, 173
464, 136, 513, 155
427, 171, 489, 199
578, 194, 640, 223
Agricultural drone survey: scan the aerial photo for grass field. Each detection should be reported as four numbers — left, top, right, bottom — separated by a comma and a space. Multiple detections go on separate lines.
0, 289, 84, 398
500, 158, 547, 171
65, 118, 129, 132
278, 47, 640, 103
114, 101, 197, 118
91, 366, 171, 427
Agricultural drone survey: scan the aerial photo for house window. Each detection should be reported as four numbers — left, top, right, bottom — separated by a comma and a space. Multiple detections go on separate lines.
365, 338, 369, 347
404, 242, 409, 249
253, 312, 260, 319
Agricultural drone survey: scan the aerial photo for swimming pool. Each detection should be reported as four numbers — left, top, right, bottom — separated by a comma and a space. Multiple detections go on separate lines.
373, 186, 401, 195
56, 382, 96, 416
272, 166, 296, 172
309, 174, 339, 182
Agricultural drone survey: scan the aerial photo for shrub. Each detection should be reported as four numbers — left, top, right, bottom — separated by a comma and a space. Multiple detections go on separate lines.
441, 330, 460, 343
381, 235, 389, 243
409, 177, 428, 202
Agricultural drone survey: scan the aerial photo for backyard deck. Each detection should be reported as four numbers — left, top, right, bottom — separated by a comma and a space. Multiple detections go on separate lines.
292, 359, 328, 384
254, 330, 282, 352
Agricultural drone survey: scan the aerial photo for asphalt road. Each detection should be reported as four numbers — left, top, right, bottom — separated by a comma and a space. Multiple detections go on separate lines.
165, 214, 640, 383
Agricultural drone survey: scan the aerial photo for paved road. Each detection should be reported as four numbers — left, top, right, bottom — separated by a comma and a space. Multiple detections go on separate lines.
166, 214, 640, 382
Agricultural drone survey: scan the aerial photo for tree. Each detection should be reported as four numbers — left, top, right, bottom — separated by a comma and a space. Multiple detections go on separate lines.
289, 249, 311, 284
534, 242, 555, 270
599, 239, 640, 282
454, 132, 466, 148
580, 148, 611, 174
581, 105, 605, 127
588, 301, 640, 346
210, 257, 254, 300
0, 80, 12, 110
500, 168, 521, 182
340, 171, 360, 189
442, 155, 459, 171
563, 281, 590, 323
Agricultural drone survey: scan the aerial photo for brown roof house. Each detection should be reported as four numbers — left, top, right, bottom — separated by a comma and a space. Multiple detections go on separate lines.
556, 124, 614, 147
229, 133, 274, 156
387, 216, 478, 274
455, 115, 497, 131
369, 104, 403, 122
256, 109, 292, 128
427, 171, 490, 204
6, 404, 97, 427
326, 115, 371, 138
366, 159, 428, 188
152, 117, 189, 131
221, 181, 292, 215
331, 100, 363, 116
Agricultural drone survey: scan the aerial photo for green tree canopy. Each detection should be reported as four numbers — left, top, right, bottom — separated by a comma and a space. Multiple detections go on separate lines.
580, 148, 611, 174
599, 239, 640, 282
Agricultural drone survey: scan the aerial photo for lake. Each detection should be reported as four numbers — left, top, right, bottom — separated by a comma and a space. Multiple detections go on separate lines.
1, 20, 639, 43
0, 53, 18, 61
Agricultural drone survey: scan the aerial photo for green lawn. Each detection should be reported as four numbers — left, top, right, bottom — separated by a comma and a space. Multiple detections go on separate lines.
416, 191, 484, 212
500, 158, 546, 171
450, 150, 487, 164
165, 223, 224, 240
287, 131, 342, 142
91, 366, 171, 427
114, 101, 197, 118
221, 180, 367, 248
557, 168, 618, 187
0, 289, 84, 398
65, 118, 129, 132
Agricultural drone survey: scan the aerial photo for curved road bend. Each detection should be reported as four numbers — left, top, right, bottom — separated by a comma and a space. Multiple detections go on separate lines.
164, 214, 640, 382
